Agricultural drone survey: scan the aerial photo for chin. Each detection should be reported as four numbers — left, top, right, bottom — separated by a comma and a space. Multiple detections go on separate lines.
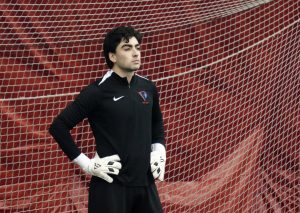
129, 66, 141, 72
122, 64, 140, 73
125, 70, 135, 73
125, 69, 137, 73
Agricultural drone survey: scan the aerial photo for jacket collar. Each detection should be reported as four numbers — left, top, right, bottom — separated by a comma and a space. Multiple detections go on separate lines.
111, 70, 136, 86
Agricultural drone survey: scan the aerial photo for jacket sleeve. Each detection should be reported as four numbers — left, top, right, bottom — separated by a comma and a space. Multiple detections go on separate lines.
48, 85, 97, 160
151, 83, 165, 146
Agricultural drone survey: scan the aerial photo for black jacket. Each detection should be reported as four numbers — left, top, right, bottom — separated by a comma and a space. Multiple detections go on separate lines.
49, 70, 165, 186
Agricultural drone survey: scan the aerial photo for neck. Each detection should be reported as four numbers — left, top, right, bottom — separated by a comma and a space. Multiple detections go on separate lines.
112, 67, 135, 83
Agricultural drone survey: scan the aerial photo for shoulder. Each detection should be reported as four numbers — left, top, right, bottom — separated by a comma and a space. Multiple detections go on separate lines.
80, 81, 99, 93
77, 79, 103, 101
135, 73, 150, 81
80, 70, 113, 93
135, 73, 156, 88
97, 70, 114, 87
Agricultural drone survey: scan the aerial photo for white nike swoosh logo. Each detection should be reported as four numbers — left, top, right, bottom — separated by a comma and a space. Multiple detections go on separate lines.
113, 96, 124, 101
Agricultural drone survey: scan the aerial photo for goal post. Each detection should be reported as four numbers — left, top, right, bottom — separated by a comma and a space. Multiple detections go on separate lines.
1, 1, 299, 212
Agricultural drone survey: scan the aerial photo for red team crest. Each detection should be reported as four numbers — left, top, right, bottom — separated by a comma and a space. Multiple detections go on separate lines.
138, 91, 149, 104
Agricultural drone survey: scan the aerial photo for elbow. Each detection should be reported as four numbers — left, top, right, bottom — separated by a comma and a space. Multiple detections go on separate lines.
48, 116, 69, 136
48, 117, 59, 136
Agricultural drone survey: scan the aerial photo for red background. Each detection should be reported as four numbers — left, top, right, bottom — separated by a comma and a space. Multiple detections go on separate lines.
0, 0, 299, 212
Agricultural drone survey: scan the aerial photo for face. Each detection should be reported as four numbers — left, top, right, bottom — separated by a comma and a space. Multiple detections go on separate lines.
109, 37, 141, 73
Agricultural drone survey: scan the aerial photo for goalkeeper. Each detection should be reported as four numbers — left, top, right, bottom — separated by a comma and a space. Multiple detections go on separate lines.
49, 26, 166, 213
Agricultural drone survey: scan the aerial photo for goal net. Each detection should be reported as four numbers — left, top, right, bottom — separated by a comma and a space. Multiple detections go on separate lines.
1, 0, 299, 212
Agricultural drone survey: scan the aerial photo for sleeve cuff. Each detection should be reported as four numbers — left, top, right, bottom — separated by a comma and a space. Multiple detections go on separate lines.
151, 143, 166, 159
72, 153, 91, 170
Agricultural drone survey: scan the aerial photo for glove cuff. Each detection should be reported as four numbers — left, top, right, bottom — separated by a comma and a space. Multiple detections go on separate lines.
151, 143, 166, 160
72, 153, 91, 172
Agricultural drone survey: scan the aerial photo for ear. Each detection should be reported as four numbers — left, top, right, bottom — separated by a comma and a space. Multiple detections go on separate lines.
109, 52, 116, 63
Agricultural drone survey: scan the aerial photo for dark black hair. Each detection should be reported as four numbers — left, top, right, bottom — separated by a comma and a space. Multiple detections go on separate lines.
103, 26, 142, 69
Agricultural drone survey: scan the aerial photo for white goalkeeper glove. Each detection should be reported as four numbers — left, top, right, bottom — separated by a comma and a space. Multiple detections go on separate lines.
150, 143, 166, 181
73, 153, 122, 183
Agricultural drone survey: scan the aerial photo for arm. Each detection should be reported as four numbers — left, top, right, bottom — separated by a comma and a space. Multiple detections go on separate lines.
151, 83, 165, 147
150, 84, 166, 181
49, 86, 95, 160
48, 86, 121, 183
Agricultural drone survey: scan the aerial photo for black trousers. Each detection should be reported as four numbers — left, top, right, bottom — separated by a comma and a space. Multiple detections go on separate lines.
88, 176, 164, 213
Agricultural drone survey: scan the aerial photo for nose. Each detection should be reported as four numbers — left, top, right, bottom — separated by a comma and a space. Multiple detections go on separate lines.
132, 48, 140, 57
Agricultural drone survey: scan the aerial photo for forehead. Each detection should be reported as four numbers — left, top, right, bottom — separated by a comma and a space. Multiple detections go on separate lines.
118, 37, 140, 47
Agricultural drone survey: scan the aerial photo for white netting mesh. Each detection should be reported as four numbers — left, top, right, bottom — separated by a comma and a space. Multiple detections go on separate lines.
1, 1, 299, 212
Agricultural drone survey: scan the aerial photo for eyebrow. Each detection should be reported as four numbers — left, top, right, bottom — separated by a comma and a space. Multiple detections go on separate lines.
121, 44, 140, 48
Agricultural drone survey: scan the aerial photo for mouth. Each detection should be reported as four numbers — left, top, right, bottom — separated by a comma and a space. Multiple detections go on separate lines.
132, 60, 140, 64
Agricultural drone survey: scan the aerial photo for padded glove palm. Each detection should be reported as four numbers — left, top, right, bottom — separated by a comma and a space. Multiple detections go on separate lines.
73, 153, 122, 183
150, 150, 166, 181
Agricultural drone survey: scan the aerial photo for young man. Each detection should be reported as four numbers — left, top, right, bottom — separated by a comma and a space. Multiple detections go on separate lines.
49, 26, 166, 213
